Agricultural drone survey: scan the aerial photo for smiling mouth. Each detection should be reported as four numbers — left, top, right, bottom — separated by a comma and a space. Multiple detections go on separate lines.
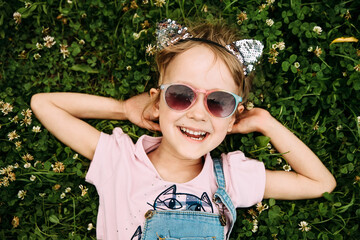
179, 127, 208, 141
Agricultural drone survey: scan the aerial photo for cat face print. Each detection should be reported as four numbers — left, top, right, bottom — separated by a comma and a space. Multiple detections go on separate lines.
148, 185, 213, 213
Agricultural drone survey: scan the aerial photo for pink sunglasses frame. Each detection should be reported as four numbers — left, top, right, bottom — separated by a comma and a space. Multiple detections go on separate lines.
159, 83, 242, 118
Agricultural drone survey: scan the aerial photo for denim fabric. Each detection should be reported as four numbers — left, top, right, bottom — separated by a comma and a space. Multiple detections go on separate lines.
213, 158, 237, 238
141, 210, 224, 239
141, 158, 236, 240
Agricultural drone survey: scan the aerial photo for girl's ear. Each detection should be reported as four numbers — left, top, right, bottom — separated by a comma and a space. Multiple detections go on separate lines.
237, 104, 245, 114
149, 88, 160, 118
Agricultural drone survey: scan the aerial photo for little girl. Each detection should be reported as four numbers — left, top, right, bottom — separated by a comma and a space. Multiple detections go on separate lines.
31, 19, 336, 240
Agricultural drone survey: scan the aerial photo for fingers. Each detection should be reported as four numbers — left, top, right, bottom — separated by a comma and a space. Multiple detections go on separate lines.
143, 120, 161, 131
139, 116, 161, 131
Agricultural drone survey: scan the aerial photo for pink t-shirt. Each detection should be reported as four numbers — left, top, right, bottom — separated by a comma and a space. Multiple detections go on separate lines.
86, 127, 265, 240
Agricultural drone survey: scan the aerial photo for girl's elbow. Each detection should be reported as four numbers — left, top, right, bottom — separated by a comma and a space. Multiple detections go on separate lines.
30, 94, 41, 112
30, 93, 47, 113
322, 176, 336, 194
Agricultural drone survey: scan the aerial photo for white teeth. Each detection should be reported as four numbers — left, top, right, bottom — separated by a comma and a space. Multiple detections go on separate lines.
180, 127, 206, 136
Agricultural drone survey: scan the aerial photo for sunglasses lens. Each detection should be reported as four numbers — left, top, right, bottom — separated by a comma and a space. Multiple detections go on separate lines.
207, 91, 236, 117
165, 84, 195, 110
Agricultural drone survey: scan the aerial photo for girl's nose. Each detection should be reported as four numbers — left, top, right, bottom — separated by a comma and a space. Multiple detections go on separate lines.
186, 95, 208, 121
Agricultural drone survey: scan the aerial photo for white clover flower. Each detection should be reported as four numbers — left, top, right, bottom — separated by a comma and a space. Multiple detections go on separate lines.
294, 62, 300, 68
154, 0, 166, 7
6, 165, 14, 172
21, 108, 32, 117
32, 126, 41, 133
65, 187, 71, 193
79, 39, 85, 45
1, 102, 14, 115
256, 202, 269, 213
7, 130, 19, 141
237, 11, 248, 24
39, 193, 46, 197
79, 184, 88, 196
8, 172, 16, 182
18, 190, 27, 200
145, 44, 156, 56
313, 26, 322, 35
30, 175, 36, 181
314, 46, 322, 57
307, 46, 313, 52
60, 192, 66, 199
259, 4, 267, 12
246, 101, 254, 110
12, 216, 19, 228
336, 125, 343, 131
266, 0, 275, 5
201, 4, 208, 13
73, 154, 78, 159
10, 115, 19, 123
251, 219, 258, 233
1, 177, 10, 187
13, 12, 21, 24
283, 164, 291, 171
87, 223, 94, 230
67, 0, 73, 3
357, 116, 360, 124
22, 153, 34, 161
25, 2, 32, 8
266, 19, 274, 27
354, 64, 360, 72
298, 221, 311, 232
14, 163, 19, 168
277, 158, 282, 164
52, 162, 65, 173
43, 35, 56, 48
126, 66, 132, 71
142, 0, 149, 4
24, 162, 31, 169
60, 44, 70, 59
133, 32, 140, 40
20, 117, 32, 126
277, 41, 285, 50
34, 53, 41, 60
36, 42, 43, 50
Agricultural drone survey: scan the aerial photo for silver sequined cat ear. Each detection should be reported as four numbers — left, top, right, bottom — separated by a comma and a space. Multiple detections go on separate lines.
156, 19, 192, 50
225, 39, 264, 76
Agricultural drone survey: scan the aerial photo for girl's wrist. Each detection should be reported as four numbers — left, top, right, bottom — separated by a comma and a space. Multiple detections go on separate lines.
256, 110, 278, 136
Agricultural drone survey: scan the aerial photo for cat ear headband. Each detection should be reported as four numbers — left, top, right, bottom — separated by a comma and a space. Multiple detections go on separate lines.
156, 19, 264, 76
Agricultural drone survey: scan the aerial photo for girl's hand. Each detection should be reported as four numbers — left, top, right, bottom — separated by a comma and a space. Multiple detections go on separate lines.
230, 107, 271, 134
125, 93, 161, 131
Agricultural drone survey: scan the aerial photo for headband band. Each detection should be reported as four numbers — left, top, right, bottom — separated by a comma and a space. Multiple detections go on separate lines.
156, 19, 264, 76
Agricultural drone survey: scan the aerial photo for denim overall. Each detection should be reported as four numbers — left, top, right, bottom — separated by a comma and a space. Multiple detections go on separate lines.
141, 158, 237, 240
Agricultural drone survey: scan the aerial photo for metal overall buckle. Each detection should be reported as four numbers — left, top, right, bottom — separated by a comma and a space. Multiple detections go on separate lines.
213, 196, 227, 226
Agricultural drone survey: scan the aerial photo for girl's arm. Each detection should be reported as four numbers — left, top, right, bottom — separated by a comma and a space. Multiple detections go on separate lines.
232, 108, 336, 200
31, 92, 159, 160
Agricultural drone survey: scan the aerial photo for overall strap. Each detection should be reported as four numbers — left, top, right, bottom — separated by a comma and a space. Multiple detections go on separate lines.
213, 158, 237, 239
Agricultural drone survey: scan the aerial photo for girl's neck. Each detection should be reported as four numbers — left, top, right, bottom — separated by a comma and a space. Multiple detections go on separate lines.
147, 146, 204, 183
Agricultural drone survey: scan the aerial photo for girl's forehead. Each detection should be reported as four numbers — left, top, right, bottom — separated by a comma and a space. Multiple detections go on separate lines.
164, 45, 237, 92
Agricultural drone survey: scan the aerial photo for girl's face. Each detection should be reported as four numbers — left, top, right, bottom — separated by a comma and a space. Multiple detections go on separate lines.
153, 45, 242, 160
